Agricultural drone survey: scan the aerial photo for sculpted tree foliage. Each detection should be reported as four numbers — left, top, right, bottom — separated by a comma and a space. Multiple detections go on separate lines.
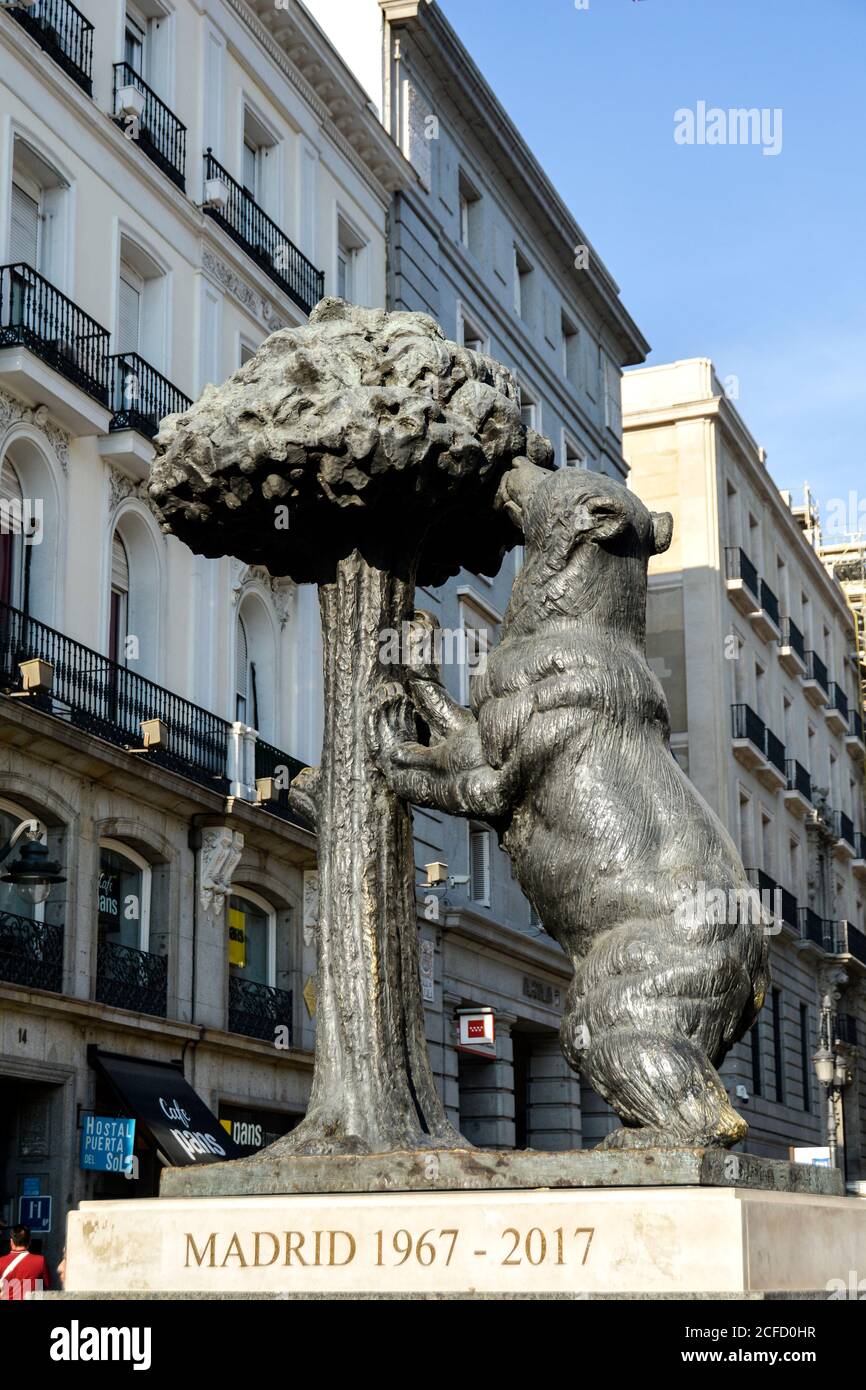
148, 299, 553, 1154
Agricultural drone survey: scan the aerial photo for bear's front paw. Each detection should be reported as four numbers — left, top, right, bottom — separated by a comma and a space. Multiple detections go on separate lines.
368, 681, 417, 763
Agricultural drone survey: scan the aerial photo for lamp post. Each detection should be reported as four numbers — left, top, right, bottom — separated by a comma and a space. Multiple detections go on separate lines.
0, 818, 66, 907
813, 990, 848, 1172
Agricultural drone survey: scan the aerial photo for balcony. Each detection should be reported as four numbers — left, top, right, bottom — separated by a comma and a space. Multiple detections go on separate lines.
845, 708, 865, 763
802, 650, 829, 708
837, 921, 866, 970
724, 546, 760, 616
100, 352, 192, 476
0, 909, 63, 992
203, 150, 324, 316
836, 1013, 859, 1047
0, 263, 111, 431
777, 616, 807, 677
95, 938, 167, 1017
254, 738, 312, 830
731, 703, 766, 772
834, 809, 856, 862
798, 905, 827, 951
745, 867, 781, 930
113, 62, 186, 190
798, 911, 866, 968
751, 577, 781, 642
783, 759, 812, 818
3, 0, 93, 95
853, 833, 866, 881
228, 975, 293, 1044
760, 725, 788, 792
825, 681, 850, 736
778, 884, 799, 933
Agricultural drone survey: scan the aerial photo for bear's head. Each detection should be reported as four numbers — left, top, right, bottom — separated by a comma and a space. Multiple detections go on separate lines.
495, 459, 673, 635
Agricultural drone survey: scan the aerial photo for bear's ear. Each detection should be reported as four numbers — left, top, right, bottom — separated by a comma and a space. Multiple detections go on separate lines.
580, 494, 628, 543
651, 511, 674, 554
494, 457, 549, 530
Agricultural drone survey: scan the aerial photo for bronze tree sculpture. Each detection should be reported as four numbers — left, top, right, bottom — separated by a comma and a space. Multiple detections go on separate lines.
375, 460, 770, 1149
148, 300, 553, 1155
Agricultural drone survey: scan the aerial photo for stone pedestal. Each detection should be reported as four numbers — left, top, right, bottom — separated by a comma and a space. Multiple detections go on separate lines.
59, 1149, 863, 1298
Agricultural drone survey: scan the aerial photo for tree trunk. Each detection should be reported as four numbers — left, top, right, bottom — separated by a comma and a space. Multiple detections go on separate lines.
273, 550, 463, 1154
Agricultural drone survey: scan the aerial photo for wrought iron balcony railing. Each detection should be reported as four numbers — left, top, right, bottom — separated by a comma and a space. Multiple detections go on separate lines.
731, 702, 765, 749
3, 0, 93, 95
845, 922, 866, 967
0, 909, 63, 992
798, 906, 825, 949
254, 737, 311, 829
852, 709, 864, 743
786, 759, 812, 803
724, 546, 759, 600
779, 885, 798, 932
836, 810, 856, 849
203, 150, 324, 315
0, 262, 110, 404
0, 599, 231, 793
804, 650, 829, 694
779, 616, 806, 663
759, 578, 780, 628
858, 832, 866, 861
836, 1013, 859, 1047
765, 726, 786, 777
828, 682, 849, 723
228, 975, 293, 1044
96, 938, 167, 1017
113, 62, 186, 190
109, 352, 191, 439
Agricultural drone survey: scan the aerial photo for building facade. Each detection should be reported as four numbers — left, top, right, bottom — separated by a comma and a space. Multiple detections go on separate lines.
0, 0, 410, 1270
623, 359, 866, 1179
304, 0, 649, 1148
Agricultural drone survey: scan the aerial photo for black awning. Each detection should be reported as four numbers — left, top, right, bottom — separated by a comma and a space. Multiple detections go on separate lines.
90, 1050, 241, 1168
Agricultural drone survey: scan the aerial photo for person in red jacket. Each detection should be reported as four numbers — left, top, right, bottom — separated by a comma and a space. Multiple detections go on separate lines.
0, 1226, 52, 1300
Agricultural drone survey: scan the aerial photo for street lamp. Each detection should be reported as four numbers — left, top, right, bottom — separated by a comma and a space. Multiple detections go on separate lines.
813, 991, 849, 1172
0, 818, 66, 907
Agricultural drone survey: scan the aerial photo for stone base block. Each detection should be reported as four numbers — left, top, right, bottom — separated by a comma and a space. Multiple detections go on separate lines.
63, 1186, 865, 1297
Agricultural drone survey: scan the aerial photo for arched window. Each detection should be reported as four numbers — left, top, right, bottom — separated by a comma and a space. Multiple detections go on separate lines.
0, 798, 47, 923
97, 839, 151, 952
0, 458, 24, 609
109, 533, 130, 665
235, 612, 251, 724
234, 594, 276, 739
228, 888, 275, 988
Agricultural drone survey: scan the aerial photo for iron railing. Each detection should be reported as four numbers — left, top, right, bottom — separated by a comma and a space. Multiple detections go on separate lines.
779, 885, 798, 932
228, 975, 293, 1044
799, 913, 866, 965
845, 922, 866, 967
837, 810, 856, 850
0, 909, 63, 992
852, 709, 864, 743
857, 832, 866, 862
759, 578, 780, 628
827, 682, 849, 723
95, 938, 167, 1017
765, 727, 787, 777
732, 702, 765, 749
203, 149, 324, 315
836, 1013, 859, 1047
779, 616, 806, 663
4, 0, 93, 94
786, 759, 812, 803
0, 599, 231, 793
254, 737, 311, 829
805, 650, 829, 695
113, 62, 186, 189
0, 262, 110, 404
798, 906, 825, 950
725, 546, 759, 600
109, 352, 191, 439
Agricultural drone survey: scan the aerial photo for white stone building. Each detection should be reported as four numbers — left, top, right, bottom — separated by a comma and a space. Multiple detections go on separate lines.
0, 0, 408, 1270
623, 359, 866, 1178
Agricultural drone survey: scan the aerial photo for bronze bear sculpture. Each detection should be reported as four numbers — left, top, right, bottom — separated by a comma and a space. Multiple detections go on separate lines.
374, 459, 769, 1149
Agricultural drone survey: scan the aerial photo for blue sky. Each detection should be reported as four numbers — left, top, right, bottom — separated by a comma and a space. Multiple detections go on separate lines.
438, 0, 866, 519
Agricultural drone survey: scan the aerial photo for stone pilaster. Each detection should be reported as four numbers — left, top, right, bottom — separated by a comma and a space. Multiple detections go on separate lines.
458, 1010, 516, 1149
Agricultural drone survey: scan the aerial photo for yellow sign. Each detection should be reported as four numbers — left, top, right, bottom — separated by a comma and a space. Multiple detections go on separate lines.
228, 908, 246, 968
302, 976, 317, 1017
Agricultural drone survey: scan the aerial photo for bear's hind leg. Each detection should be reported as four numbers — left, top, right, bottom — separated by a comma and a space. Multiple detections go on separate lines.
583, 1027, 747, 1150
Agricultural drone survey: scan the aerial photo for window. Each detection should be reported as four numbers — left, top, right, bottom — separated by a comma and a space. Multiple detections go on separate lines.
337, 217, 366, 303
518, 387, 538, 434
228, 889, 275, 987
0, 458, 25, 609
513, 245, 532, 320
750, 1020, 762, 1096
10, 180, 39, 267
124, 12, 145, 73
738, 791, 754, 867
603, 352, 622, 436
772, 988, 785, 1104
235, 612, 253, 725
118, 263, 142, 356
124, 2, 171, 96
459, 597, 498, 706
760, 809, 773, 875
458, 306, 486, 355
98, 840, 151, 953
116, 236, 167, 369
469, 824, 490, 905
457, 172, 481, 253
239, 339, 257, 367
9, 139, 70, 285
562, 434, 587, 469
561, 313, 581, 389
109, 533, 130, 666
799, 1003, 811, 1112
241, 106, 277, 222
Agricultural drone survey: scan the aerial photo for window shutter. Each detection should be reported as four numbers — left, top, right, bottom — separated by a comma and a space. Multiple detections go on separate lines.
243, 141, 257, 196
10, 183, 39, 267
469, 826, 490, 903
117, 271, 141, 356
235, 616, 248, 717
111, 533, 130, 594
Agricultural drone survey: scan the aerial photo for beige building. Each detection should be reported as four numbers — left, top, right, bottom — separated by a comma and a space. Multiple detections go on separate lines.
623, 359, 866, 1179
0, 0, 409, 1270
